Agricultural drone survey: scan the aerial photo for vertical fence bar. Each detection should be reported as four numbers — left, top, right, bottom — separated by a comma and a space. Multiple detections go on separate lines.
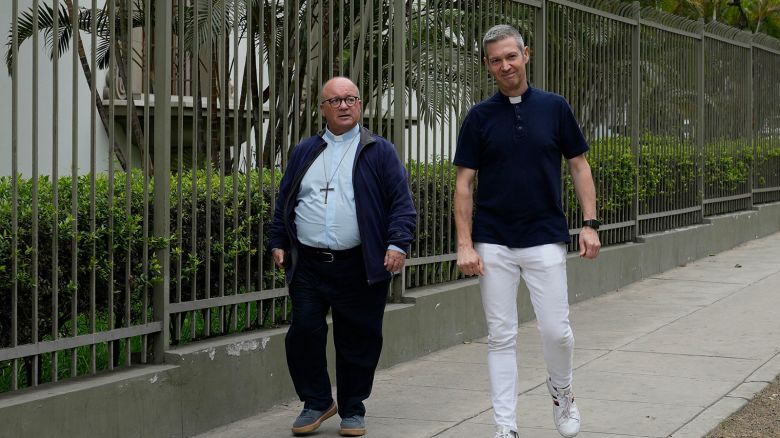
390, 0, 406, 302
697, 20, 705, 217
89, 0, 98, 375
11, 0, 19, 391
446, 0, 455, 282
191, 0, 200, 340
205, 0, 213, 337
153, 0, 172, 361
413, 0, 422, 288
631, 3, 640, 240
231, 0, 240, 332
31, 0, 40, 387
256, 0, 266, 327
430, 0, 438, 284
70, 0, 80, 378
280, 0, 289, 322
269, 0, 277, 325
244, 0, 253, 329
51, 0, 61, 382
534, 0, 546, 91
218, 0, 227, 334
142, 0, 152, 364
175, 0, 184, 343
107, 0, 115, 371
328, 0, 334, 81
748, 42, 755, 208
122, 0, 133, 367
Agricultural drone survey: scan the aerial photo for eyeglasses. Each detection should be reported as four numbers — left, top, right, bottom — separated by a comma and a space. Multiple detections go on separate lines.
321, 95, 360, 108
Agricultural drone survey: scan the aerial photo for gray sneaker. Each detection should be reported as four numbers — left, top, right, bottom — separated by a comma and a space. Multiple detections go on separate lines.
339, 414, 366, 436
291, 402, 337, 435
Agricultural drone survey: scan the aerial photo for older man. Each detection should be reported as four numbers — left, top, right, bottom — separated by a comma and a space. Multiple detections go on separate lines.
455, 25, 601, 438
269, 76, 416, 437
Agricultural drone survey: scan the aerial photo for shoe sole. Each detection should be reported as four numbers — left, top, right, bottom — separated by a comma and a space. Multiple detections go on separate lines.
339, 428, 366, 437
291, 403, 338, 435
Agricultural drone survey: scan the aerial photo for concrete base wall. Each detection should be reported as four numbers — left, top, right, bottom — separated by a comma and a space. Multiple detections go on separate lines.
1, 203, 779, 438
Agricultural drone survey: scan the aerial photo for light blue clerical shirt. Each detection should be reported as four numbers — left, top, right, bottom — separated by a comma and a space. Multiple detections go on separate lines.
295, 125, 362, 250
294, 125, 405, 254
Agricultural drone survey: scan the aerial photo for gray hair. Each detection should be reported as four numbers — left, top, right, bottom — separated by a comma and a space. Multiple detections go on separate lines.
482, 25, 525, 54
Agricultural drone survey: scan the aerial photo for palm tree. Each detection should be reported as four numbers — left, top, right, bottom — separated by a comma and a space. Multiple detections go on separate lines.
625, 0, 780, 37
5, 0, 165, 169
4, 0, 139, 170
231, 0, 483, 167
5, 0, 503, 171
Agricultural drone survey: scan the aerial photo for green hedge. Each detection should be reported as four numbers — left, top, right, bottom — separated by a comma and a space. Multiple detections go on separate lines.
0, 170, 279, 349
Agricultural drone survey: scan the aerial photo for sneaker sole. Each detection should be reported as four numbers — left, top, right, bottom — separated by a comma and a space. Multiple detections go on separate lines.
291, 403, 338, 435
339, 428, 366, 437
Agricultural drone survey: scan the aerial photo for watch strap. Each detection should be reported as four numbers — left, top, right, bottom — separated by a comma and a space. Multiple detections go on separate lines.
582, 219, 600, 230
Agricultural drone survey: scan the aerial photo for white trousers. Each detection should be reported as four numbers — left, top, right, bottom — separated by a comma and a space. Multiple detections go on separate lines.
475, 242, 574, 431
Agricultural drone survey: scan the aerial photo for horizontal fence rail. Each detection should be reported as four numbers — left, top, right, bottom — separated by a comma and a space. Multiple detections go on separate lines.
2, 0, 780, 395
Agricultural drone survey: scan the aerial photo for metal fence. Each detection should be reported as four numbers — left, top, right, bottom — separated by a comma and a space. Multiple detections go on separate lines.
2, 0, 780, 394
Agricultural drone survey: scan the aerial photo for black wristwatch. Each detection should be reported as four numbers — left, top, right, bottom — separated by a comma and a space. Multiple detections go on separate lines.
582, 219, 601, 230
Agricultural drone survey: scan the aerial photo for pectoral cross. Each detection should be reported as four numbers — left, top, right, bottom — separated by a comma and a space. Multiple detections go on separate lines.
320, 181, 335, 204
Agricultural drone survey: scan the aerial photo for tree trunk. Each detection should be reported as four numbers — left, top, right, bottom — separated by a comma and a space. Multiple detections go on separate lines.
63, 0, 128, 170
114, 0, 149, 170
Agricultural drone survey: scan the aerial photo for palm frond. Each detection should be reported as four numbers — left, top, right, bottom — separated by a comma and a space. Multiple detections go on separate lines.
5, 3, 70, 75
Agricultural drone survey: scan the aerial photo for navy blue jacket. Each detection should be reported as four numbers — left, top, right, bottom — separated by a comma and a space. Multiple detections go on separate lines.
269, 126, 416, 285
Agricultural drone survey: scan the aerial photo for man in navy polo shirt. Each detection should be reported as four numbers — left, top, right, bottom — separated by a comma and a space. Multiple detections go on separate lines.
454, 25, 601, 438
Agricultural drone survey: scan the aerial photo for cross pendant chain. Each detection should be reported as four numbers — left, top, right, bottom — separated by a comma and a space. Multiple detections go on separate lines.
320, 181, 335, 204
320, 135, 359, 204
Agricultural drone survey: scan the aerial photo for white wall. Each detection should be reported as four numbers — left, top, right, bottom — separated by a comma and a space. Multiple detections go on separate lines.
0, 0, 110, 177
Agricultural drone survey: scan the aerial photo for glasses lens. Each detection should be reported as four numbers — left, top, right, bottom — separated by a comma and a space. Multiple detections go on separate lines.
325, 96, 358, 108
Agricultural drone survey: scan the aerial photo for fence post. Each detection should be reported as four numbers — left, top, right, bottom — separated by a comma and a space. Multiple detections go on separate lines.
748, 39, 755, 208
631, 2, 640, 240
533, 0, 546, 90
392, 0, 406, 162
389, 0, 406, 303
153, 1, 172, 361
697, 19, 705, 218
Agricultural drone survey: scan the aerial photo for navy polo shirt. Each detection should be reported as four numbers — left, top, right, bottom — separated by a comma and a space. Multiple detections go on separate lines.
454, 86, 589, 248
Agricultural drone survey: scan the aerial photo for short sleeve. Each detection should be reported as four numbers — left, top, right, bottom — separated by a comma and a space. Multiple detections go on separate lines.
558, 98, 589, 159
454, 109, 482, 169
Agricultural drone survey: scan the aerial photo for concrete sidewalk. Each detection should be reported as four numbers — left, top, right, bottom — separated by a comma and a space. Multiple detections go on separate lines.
198, 232, 780, 438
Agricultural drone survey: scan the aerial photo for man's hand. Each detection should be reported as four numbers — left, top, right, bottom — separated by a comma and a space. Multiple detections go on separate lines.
384, 249, 406, 273
578, 228, 601, 259
272, 248, 286, 268
457, 245, 484, 277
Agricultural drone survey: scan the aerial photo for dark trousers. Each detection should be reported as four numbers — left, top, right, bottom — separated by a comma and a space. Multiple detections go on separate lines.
285, 251, 389, 418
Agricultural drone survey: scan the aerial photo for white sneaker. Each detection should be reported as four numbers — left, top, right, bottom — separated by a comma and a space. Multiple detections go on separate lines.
494, 425, 518, 438
547, 378, 581, 437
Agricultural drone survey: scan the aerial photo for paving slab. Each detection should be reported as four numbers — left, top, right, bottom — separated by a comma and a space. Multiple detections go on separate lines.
669, 397, 748, 438
196, 232, 780, 438
578, 350, 760, 382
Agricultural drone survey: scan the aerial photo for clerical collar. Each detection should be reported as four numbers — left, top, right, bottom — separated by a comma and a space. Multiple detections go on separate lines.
508, 95, 522, 104
324, 124, 361, 143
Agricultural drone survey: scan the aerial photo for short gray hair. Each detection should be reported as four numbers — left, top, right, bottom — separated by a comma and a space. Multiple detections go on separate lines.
482, 25, 525, 54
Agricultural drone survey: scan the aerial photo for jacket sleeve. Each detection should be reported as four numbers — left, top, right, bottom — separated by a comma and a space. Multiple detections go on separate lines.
268, 148, 301, 251
381, 145, 417, 252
